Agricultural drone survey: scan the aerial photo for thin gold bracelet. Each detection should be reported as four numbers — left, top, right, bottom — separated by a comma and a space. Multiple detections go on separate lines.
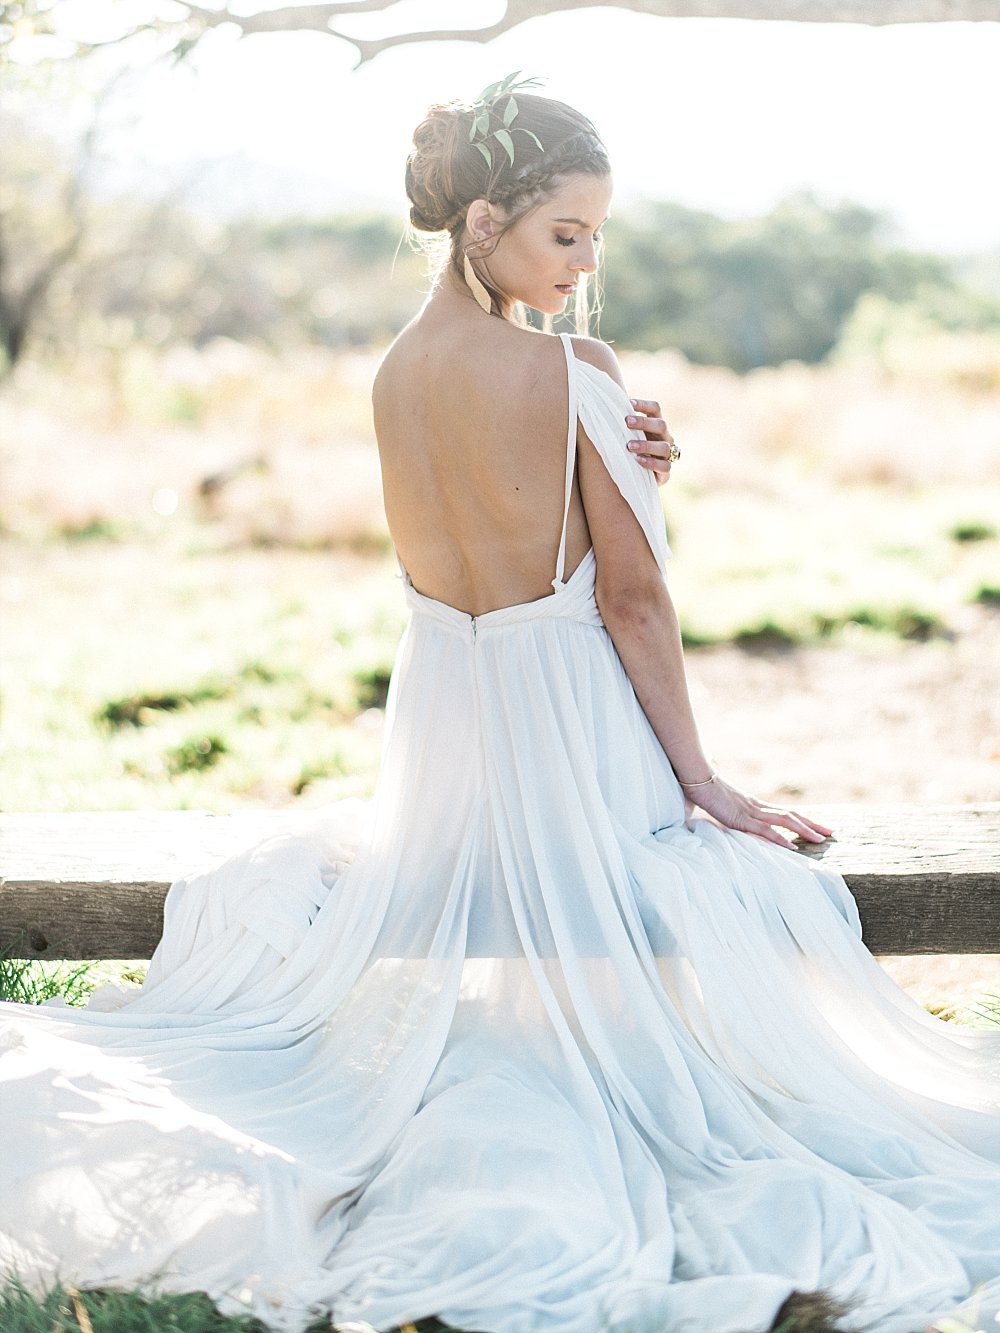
678, 772, 718, 788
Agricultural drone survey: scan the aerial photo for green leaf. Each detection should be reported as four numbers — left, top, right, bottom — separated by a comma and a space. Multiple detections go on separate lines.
474, 142, 493, 169
494, 128, 516, 166
477, 79, 503, 102
516, 128, 544, 153
475, 111, 490, 137
503, 96, 518, 127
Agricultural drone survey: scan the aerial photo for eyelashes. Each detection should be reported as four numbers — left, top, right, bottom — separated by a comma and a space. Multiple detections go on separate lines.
555, 233, 603, 247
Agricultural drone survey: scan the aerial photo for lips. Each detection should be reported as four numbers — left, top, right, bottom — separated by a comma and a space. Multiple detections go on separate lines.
555, 284, 576, 295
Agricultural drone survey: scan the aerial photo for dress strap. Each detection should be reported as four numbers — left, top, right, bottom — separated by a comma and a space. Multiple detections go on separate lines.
553, 333, 579, 591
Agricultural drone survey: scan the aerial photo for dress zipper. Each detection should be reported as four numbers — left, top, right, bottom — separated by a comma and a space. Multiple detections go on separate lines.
471, 614, 478, 642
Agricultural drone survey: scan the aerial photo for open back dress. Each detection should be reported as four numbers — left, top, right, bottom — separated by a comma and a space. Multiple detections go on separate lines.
2, 334, 999, 1333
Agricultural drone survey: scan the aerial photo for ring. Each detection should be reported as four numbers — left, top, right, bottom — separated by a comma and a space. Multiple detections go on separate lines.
667, 442, 681, 462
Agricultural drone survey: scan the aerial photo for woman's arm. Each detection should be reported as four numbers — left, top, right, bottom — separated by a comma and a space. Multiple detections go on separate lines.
571, 338, 831, 850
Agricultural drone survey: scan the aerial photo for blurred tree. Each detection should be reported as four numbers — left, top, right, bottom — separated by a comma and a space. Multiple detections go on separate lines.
0, 94, 96, 370
598, 193, 969, 369
3, 106, 996, 369
0, 116, 188, 371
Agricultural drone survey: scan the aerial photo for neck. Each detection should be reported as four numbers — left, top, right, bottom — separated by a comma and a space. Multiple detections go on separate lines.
434, 260, 513, 322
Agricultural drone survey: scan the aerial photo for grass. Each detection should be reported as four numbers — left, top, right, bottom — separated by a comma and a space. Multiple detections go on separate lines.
0, 939, 148, 1006
0, 1275, 457, 1332
0, 949, 97, 1006
0, 536, 402, 811
0, 1278, 279, 1333
3, 514, 995, 811
0, 1273, 991, 1333
2, 465, 997, 812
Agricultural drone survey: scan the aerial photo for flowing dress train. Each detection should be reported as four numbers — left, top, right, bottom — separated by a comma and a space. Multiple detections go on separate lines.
2, 334, 999, 1333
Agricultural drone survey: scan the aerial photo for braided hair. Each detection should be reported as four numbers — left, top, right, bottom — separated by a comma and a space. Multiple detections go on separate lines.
405, 92, 610, 324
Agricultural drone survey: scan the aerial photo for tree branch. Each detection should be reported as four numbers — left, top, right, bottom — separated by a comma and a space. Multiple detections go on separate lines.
69, 0, 1000, 68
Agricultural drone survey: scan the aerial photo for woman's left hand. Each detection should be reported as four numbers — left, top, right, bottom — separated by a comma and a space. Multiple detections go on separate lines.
682, 775, 834, 850
625, 398, 677, 487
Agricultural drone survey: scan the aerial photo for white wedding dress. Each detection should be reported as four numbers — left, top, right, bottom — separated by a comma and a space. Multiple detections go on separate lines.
2, 334, 999, 1333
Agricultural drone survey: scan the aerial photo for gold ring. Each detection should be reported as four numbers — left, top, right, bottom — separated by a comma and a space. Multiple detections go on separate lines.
667, 442, 681, 462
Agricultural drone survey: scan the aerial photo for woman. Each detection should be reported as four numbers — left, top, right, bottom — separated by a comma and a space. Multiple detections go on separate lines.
2, 84, 1000, 1333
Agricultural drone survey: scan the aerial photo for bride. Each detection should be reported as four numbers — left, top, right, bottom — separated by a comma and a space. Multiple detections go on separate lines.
2, 82, 1000, 1333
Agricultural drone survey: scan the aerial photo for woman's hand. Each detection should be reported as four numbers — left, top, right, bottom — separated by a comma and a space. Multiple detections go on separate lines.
682, 775, 833, 850
625, 398, 676, 487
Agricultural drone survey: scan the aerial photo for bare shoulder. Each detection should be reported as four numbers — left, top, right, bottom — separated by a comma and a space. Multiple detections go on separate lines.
567, 335, 628, 393
371, 326, 413, 409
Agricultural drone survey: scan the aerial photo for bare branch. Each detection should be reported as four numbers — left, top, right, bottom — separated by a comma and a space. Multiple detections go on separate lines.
60, 0, 1000, 68
344, 0, 1000, 59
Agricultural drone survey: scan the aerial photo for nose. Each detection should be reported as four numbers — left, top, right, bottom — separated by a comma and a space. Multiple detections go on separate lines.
571, 238, 600, 273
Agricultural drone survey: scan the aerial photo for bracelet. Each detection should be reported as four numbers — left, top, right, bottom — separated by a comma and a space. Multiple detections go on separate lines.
678, 772, 717, 788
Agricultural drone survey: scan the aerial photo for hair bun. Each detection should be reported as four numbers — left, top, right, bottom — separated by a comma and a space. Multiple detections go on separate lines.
405, 102, 466, 233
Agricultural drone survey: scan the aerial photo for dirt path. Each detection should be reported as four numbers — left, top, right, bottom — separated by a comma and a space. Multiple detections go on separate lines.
684, 602, 999, 808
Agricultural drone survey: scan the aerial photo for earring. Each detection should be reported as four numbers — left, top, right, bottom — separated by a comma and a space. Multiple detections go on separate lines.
463, 253, 493, 315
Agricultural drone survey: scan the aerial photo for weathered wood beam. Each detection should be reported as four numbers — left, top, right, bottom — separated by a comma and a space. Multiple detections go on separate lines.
796, 803, 1000, 955
1, 805, 997, 960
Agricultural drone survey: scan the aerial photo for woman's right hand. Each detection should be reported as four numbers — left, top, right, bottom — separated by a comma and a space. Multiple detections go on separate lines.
625, 398, 676, 486
682, 775, 833, 850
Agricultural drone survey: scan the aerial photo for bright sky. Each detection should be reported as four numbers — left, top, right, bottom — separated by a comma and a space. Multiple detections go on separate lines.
29, 3, 1000, 252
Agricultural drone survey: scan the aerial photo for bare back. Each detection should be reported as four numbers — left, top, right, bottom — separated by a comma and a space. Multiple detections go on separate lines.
373, 315, 592, 616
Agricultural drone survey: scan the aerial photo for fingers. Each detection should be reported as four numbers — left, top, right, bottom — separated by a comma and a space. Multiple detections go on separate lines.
765, 811, 829, 844
627, 431, 674, 479
626, 415, 669, 443
742, 808, 832, 848
625, 399, 676, 486
629, 398, 661, 418
799, 814, 834, 837
775, 809, 833, 842
630, 449, 672, 480
626, 401, 670, 446
748, 821, 795, 850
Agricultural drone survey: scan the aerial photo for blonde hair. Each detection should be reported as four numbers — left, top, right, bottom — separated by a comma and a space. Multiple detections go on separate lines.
405, 92, 610, 333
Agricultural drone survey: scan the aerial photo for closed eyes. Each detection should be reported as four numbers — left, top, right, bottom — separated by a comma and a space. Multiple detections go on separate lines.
556, 232, 603, 247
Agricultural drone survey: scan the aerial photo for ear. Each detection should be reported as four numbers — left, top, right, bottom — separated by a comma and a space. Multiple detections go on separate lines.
465, 199, 495, 247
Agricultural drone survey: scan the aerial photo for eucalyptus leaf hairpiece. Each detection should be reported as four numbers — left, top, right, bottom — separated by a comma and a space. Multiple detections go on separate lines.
467, 71, 545, 170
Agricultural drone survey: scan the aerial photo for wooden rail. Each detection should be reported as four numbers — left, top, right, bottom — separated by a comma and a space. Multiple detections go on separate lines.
0, 804, 998, 960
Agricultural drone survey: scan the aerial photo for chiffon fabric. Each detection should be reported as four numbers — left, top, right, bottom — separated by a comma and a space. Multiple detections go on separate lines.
2, 334, 999, 1333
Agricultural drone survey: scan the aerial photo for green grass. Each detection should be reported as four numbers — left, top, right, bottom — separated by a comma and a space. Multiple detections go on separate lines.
0, 1277, 873, 1333
0, 942, 147, 1007
2, 475, 997, 812
0, 1275, 989, 1333
0, 948, 96, 1006
0, 534, 403, 812
664, 483, 998, 650
0, 1275, 461, 1332
949, 520, 997, 544
0, 1278, 278, 1333
0, 1279, 459, 1332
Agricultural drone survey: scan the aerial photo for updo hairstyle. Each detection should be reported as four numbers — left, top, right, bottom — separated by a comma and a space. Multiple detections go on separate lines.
405, 92, 610, 326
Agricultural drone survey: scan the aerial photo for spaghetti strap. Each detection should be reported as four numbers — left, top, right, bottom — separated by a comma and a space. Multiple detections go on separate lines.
552, 333, 579, 591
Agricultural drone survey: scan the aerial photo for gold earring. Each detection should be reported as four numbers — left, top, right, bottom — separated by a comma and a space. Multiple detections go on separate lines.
463, 253, 493, 315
